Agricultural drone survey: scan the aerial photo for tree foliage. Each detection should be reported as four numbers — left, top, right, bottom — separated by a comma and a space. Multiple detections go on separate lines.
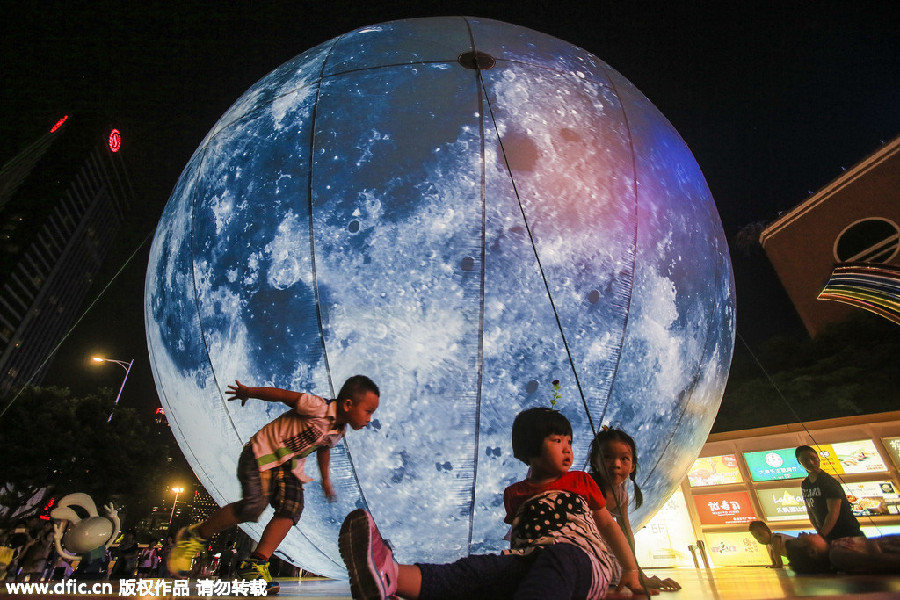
715, 313, 900, 432
0, 386, 172, 528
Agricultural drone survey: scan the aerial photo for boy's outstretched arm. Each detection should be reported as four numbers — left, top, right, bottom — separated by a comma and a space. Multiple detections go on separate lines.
226, 380, 303, 408
317, 446, 336, 501
593, 508, 657, 596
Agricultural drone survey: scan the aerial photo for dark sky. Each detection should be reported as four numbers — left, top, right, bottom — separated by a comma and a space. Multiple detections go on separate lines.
2, 2, 899, 414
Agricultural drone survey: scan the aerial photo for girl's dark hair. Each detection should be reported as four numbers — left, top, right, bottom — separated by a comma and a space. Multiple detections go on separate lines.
588, 428, 643, 508
511, 407, 572, 464
784, 539, 832, 574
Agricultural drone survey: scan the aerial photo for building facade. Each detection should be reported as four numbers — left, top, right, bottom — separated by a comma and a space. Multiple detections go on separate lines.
759, 135, 900, 337
0, 116, 132, 395
635, 411, 900, 568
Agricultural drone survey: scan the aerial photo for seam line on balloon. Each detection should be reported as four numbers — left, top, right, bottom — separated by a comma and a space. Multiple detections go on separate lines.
462, 15, 489, 555
182, 144, 249, 517
303, 34, 369, 573
475, 48, 597, 439
594, 70, 639, 429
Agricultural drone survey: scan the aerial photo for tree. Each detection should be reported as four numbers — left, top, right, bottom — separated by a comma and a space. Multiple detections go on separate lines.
715, 312, 900, 432
0, 386, 172, 529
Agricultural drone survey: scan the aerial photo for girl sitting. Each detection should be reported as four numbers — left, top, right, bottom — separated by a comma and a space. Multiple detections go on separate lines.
588, 427, 680, 592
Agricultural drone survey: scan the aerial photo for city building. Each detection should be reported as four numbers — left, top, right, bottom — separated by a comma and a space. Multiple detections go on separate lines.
136, 484, 222, 542
759, 135, 900, 337
186, 487, 220, 526
0, 115, 133, 395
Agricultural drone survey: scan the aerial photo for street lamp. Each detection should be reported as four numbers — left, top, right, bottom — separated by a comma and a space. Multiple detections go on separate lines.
169, 487, 185, 530
91, 356, 133, 422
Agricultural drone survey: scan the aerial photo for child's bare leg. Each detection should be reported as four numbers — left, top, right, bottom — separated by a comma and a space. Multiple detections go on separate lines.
396, 564, 422, 599
254, 516, 294, 559
196, 502, 242, 539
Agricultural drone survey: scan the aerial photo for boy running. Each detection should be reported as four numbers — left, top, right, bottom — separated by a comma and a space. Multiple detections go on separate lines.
168, 375, 380, 595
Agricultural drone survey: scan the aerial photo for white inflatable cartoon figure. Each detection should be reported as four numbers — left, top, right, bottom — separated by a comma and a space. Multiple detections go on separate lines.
50, 493, 120, 561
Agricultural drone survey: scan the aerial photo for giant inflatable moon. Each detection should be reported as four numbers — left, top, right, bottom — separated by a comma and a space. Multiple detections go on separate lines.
146, 17, 735, 577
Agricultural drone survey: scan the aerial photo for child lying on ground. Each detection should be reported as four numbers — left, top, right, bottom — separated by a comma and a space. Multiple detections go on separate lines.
784, 532, 900, 574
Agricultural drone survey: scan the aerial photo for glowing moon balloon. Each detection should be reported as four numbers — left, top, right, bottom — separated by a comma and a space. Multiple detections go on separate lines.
145, 16, 734, 577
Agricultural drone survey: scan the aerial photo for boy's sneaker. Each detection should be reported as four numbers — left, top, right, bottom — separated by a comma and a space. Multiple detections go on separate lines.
236, 557, 279, 596
339, 509, 398, 600
168, 524, 207, 578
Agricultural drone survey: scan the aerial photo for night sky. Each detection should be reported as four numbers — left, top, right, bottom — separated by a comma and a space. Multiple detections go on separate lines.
2, 2, 899, 419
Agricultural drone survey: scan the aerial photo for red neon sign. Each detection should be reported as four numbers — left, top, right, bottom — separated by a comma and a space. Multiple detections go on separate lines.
108, 129, 121, 153
50, 115, 69, 133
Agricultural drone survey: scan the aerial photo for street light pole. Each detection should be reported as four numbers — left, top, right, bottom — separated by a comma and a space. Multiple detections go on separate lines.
91, 356, 134, 422
169, 487, 185, 530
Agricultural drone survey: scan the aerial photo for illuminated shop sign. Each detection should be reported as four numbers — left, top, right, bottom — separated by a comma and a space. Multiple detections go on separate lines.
828, 440, 888, 474
841, 480, 900, 517
808, 440, 888, 475
687, 454, 742, 487
756, 486, 807, 521
693, 491, 756, 525
743, 448, 805, 482
883, 437, 900, 469
743, 440, 888, 482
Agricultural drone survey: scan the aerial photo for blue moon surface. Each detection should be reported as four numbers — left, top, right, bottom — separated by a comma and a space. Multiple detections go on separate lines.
145, 17, 735, 577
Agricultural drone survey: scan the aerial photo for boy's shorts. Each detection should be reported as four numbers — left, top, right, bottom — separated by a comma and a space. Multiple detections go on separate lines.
235, 444, 305, 524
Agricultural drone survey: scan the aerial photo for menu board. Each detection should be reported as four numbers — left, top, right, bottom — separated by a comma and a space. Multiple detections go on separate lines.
807, 444, 843, 474
825, 440, 888, 474
756, 486, 807, 522
693, 491, 757, 525
688, 454, 742, 487
841, 480, 900, 517
880, 437, 900, 469
744, 440, 888, 482
743, 448, 805, 481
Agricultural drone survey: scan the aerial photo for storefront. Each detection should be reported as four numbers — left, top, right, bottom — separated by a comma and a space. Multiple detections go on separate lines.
633, 411, 900, 568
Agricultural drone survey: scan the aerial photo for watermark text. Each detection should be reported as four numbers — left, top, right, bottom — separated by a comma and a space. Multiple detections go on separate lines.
4, 578, 268, 596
